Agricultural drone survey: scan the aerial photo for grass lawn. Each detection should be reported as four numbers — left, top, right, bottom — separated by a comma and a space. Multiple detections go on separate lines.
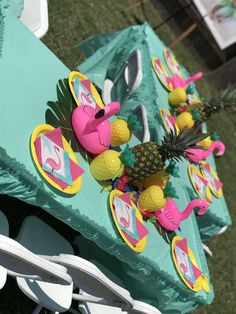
1, 0, 235, 313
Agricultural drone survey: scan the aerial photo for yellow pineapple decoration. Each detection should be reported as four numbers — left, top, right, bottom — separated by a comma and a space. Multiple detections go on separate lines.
111, 114, 142, 146
175, 112, 195, 131
90, 150, 122, 181
198, 136, 212, 149
90, 146, 135, 181
139, 185, 166, 211
198, 132, 220, 149
168, 88, 187, 106
140, 169, 169, 189
138, 182, 178, 212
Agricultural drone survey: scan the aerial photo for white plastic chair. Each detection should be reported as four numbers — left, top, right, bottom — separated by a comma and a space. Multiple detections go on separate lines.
0, 234, 73, 313
16, 216, 161, 313
16, 216, 75, 313
217, 225, 228, 235
50, 254, 134, 312
133, 105, 150, 143
0, 211, 9, 289
20, 0, 49, 39
202, 243, 213, 258
102, 49, 143, 105
78, 260, 161, 314
16, 216, 134, 313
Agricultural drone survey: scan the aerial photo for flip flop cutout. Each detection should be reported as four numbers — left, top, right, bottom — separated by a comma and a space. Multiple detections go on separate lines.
110, 190, 148, 253
69, 71, 104, 109
152, 57, 173, 91
188, 165, 212, 204
160, 108, 179, 134
163, 48, 183, 77
172, 236, 210, 292
199, 161, 223, 198
31, 124, 83, 194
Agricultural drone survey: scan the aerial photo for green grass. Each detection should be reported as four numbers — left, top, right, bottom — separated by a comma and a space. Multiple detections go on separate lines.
4, 1, 235, 313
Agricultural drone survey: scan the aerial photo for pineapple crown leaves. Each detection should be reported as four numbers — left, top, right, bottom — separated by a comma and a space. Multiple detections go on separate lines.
159, 127, 211, 163
163, 181, 179, 199
211, 131, 220, 141
165, 161, 180, 178
119, 145, 136, 169
127, 114, 143, 132
203, 84, 236, 110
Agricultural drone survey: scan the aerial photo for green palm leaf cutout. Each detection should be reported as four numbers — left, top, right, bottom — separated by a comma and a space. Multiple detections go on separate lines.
165, 161, 180, 178
45, 78, 89, 162
163, 181, 179, 199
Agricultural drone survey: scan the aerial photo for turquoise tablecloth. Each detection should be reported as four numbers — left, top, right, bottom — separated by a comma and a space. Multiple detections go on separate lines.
0, 7, 213, 313
0, 0, 24, 17
77, 23, 232, 240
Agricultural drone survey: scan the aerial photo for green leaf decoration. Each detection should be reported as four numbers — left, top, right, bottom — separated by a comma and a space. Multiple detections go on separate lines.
192, 108, 202, 121
127, 114, 142, 132
163, 181, 179, 199
211, 131, 220, 141
186, 186, 198, 201
165, 161, 180, 178
45, 78, 90, 162
149, 217, 158, 224
186, 83, 195, 95
119, 145, 136, 168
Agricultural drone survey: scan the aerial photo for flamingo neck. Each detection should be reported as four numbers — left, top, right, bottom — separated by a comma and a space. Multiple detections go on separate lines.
180, 199, 203, 220
86, 102, 120, 131
208, 141, 225, 156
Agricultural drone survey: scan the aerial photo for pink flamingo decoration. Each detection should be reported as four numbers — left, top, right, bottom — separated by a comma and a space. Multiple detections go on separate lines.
185, 141, 225, 163
72, 102, 120, 155
45, 146, 61, 173
120, 205, 131, 228
167, 72, 203, 90
154, 198, 208, 231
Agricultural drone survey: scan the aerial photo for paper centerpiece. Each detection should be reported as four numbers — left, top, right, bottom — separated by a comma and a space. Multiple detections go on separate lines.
152, 57, 173, 91
31, 124, 84, 194
69, 71, 104, 109
110, 190, 148, 253
199, 161, 223, 198
163, 48, 183, 77
188, 165, 212, 204
172, 236, 210, 293
160, 108, 179, 134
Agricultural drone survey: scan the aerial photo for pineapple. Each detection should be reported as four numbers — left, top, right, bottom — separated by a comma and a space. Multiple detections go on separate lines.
125, 127, 209, 183
168, 88, 187, 105
175, 112, 195, 131
138, 185, 166, 212
191, 86, 236, 123
111, 114, 142, 146
90, 128, 209, 183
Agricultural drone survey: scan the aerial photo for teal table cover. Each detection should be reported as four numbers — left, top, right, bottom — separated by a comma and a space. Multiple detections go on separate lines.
0, 0, 24, 17
77, 23, 232, 240
0, 7, 213, 313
